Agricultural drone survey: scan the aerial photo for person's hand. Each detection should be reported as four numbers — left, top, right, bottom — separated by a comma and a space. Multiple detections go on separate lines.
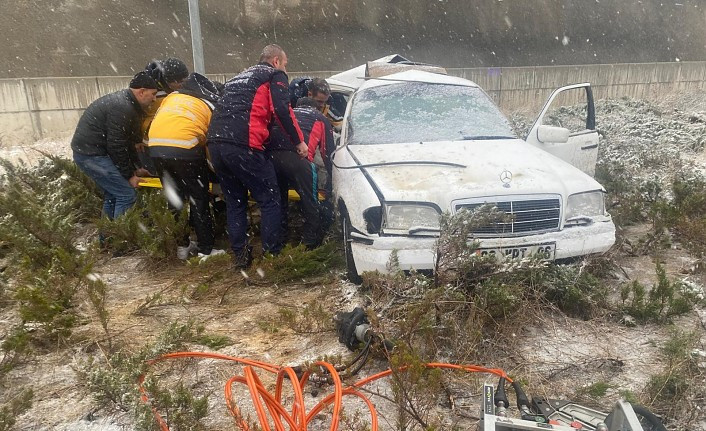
135, 142, 147, 153
296, 142, 308, 159
135, 167, 153, 177
128, 175, 145, 188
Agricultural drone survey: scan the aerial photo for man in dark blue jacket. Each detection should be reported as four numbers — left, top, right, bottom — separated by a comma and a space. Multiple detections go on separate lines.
208, 44, 305, 267
268, 97, 334, 249
71, 71, 157, 219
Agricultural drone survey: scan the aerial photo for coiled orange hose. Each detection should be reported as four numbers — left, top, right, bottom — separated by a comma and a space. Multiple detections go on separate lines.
138, 351, 512, 431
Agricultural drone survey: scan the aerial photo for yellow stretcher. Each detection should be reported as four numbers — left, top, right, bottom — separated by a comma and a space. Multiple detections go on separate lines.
139, 177, 325, 201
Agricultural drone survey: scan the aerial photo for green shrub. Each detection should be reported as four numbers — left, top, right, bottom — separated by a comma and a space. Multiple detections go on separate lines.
578, 381, 612, 398
0, 389, 33, 431
255, 242, 343, 283
362, 209, 609, 368
80, 320, 225, 425
135, 380, 208, 431
96, 190, 188, 259
277, 302, 333, 334
0, 158, 110, 342
645, 329, 700, 407
621, 263, 700, 324
0, 328, 30, 378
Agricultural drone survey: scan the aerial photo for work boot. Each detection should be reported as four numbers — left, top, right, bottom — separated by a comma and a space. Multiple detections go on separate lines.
234, 246, 253, 269
177, 240, 198, 260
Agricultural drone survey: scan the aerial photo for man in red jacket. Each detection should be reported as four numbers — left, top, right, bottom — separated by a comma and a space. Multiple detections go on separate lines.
208, 44, 306, 267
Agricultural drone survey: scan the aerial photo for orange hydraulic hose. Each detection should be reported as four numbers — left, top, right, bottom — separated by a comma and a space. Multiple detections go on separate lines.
224, 376, 250, 431
137, 374, 170, 431
305, 386, 379, 426
314, 361, 343, 431
275, 367, 307, 429
307, 362, 513, 422
252, 367, 289, 431
244, 366, 275, 431
149, 351, 279, 372
226, 374, 300, 431
139, 350, 511, 431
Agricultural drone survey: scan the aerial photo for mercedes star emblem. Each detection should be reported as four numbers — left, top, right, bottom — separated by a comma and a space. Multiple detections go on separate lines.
500, 170, 512, 188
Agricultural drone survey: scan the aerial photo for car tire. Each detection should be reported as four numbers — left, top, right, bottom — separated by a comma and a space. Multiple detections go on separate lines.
341, 210, 362, 284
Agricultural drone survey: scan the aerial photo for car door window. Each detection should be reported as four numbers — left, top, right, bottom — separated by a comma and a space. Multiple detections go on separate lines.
328, 92, 349, 121
540, 87, 596, 135
525, 84, 599, 177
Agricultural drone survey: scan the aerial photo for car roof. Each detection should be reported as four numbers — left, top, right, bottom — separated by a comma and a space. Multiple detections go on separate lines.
327, 55, 401, 90
357, 69, 479, 91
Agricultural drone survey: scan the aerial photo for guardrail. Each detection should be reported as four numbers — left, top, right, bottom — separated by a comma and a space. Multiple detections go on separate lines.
1, 62, 705, 147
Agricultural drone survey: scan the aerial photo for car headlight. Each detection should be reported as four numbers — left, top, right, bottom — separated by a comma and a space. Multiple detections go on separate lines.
384, 204, 441, 232
565, 191, 605, 222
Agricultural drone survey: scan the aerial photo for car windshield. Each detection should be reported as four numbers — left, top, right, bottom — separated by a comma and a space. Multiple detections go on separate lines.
348, 82, 515, 145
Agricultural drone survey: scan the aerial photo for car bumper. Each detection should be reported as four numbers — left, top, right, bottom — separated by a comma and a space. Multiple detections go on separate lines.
350, 219, 616, 275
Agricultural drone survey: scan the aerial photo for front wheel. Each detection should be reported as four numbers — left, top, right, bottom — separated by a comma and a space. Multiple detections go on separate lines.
341, 210, 362, 284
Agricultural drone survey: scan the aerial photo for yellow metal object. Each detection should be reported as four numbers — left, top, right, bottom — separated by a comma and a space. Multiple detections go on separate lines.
139, 177, 163, 188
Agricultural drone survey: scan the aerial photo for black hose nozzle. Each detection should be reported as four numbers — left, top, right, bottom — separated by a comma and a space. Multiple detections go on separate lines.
494, 377, 509, 408
512, 380, 530, 409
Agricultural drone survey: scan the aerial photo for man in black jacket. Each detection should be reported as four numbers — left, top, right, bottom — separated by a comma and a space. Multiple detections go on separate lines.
71, 71, 157, 219
268, 97, 334, 248
208, 44, 306, 266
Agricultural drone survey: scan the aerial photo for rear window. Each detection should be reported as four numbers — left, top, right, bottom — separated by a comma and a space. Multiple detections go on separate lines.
348, 82, 515, 145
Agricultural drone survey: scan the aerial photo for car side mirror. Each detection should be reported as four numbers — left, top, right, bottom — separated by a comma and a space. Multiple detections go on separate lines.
537, 125, 570, 144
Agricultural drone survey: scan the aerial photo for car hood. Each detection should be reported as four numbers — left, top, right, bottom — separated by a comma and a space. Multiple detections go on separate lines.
346, 139, 604, 207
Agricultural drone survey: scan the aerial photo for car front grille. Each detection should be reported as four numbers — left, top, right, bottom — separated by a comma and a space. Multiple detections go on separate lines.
454, 197, 561, 236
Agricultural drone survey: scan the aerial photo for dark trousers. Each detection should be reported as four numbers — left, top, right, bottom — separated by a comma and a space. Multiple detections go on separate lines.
153, 158, 214, 254
209, 143, 282, 255
270, 150, 321, 247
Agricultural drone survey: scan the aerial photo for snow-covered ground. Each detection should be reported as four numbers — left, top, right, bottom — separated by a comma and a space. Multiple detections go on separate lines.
0, 136, 72, 174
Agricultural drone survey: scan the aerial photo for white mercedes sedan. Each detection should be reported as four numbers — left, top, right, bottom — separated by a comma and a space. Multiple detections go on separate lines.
330, 64, 615, 282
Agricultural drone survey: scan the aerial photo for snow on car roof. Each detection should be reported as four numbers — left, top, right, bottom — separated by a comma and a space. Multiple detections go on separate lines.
357, 69, 479, 91
327, 55, 403, 90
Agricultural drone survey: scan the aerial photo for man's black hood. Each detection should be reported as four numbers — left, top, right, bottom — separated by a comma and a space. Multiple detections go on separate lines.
178, 73, 220, 105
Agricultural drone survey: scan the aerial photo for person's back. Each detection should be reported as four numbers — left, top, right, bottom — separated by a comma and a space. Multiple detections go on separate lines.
269, 104, 334, 168
71, 88, 145, 181
208, 63, 302, 151
148, 73, 219, 160
72, 90, 141, 157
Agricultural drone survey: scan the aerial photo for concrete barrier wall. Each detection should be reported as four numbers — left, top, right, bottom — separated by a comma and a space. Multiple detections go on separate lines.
1, 62, 705, 147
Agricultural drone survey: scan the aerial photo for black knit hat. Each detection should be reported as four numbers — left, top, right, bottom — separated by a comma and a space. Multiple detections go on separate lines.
162, 58, 189, 83
129, 71, 158, 89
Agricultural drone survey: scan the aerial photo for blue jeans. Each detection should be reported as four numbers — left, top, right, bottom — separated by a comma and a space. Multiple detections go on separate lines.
73, 152, 137, 219
209, 143, 282, 255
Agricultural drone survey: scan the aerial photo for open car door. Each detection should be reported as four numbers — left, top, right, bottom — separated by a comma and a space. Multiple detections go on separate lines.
525, 83, 599, 177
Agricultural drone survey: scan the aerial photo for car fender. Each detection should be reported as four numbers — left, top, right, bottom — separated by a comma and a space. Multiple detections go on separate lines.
332, 146, 382, 233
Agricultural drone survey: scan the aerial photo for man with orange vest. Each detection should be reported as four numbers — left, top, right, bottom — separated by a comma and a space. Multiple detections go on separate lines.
148, 73, 225, 260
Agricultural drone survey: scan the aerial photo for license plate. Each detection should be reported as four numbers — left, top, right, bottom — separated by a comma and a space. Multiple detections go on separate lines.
475, 242, 556, 261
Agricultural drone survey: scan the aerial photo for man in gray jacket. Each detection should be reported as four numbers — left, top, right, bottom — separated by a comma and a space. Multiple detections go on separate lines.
71, 71, 157, 219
